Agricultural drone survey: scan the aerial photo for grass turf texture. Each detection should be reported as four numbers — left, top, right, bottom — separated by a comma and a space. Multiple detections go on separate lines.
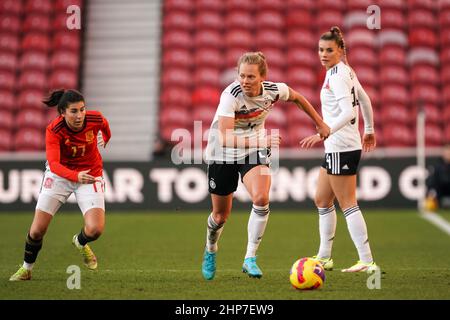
1, 210, 449, 300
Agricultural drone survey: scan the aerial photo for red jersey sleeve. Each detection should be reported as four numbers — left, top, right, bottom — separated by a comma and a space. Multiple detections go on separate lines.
46, 126, 79, 182
101, 115, 111, 146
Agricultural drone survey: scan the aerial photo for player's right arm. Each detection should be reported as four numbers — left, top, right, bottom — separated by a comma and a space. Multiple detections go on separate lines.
46, 127, 95, 183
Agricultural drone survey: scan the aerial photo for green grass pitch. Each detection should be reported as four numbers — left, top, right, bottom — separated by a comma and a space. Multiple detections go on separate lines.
1, 210, 449, 300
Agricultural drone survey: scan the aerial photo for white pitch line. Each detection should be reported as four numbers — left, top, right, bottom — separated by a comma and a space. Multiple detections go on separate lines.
420, 210, 450, 236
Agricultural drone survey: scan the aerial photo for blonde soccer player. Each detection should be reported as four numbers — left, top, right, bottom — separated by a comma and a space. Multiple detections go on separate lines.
201, 52, 330, 280
300, 27, 378, 273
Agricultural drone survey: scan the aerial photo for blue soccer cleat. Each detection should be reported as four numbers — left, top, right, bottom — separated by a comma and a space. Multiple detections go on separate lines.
202, 249, 216, 280
242, 256, 263, 278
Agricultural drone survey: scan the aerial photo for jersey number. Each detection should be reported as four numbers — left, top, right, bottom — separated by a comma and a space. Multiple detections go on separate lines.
71, 145, 86, 157
350, 87, 358, 125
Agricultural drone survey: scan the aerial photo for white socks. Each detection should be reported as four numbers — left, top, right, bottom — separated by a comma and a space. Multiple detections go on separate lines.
23, 262, 34, 271
206, 213, 224, 253
344, 205, 373, 263
245, 204, 270, 259
317, 205, 337, 259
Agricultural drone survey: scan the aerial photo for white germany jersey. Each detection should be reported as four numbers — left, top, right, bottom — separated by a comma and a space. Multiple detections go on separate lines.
321, 61, 362, 153
205, 80, 289, 162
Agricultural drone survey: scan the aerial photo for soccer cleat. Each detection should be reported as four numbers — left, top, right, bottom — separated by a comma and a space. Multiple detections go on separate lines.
242, 256, 263, 278
312, 256, 334, 271
72, 235, 97, 270
341, 261, 379, 273
202, 249, 216, 280
9, 266, 31, 281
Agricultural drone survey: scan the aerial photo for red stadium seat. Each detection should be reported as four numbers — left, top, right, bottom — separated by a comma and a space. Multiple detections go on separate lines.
225, 12, 254, 31
193, 68, 221, 87
53, 13, 79, 31
18, 90, 45, 110
421, 104, 442, 125
265, 107, 287, 128
0, 16, 21, 34
160, 87, 192, 107
194, 30, 223, 50
317, 0, 345, 11
14, 128, 45, 151
287, 29, 316, 51
316, 11, 344, 33
191, 106, 216, 125
0, 129, 13, 151
266, 67, 284, 83
411, 65, 439, 85
378, 30, 408, 48
22, 33, 51, 52
408, 48, 439, 66
380, 66, 408, 86
379, 104, 413, 125
347, 0, 373, 10
443, 84, 450, 104
162, 30, 193, 50
51, 51, 80, 71
161, 68, 192, 88
25, 0, 53, 15
159, 107, 192, 127
256, 0, 285, 11
344, 12, 369, 30
379, 46, 406, 65
382, 124, 415, 147
411, 85, 440, 105
194, 49, 224, 69
285, 103, 317, 126
439, 10, 450, 27
408, 10, 436, 29
346, 29, 377, 48
0, 90, 15, 111
0, 34, 20, 53
260, 48, 285, 69
20, 51, 49, 71
286, 48, 316, 68
195, 0, 224, 12
285, 11, 313, 29
409, 28, 438, 48
378, 0, 405, 10
163, 11, 192, 31
226, 0, 253, 12
225, 30, 253, 51
381, 9, 406, 29
445, 126, 450, 143
53, 32, 80, 51
408, 0, 437, 10
0, 71, 15, 90
49, 71, 78, 89
16, 109, 46, 130
195, 12, 223, 31
0, 110, 14, 130
164, 0, 194, 12
353, 66, 377, 87
0, 52, 17, 72
285, 0, 315, 11
54, 0, 83, 11
191, 87, 221, 106
256, 30, 285, 49
18, 70, 47, 91
287, 67, 316, 87
348, 47, 378, 67
425, 124, 443, 146
288, 125, 319, 148
381, 85, 409, 105
225, 48, 247, 68
23, 14, 51, 33
255, 11, 285, 30
0, 0, 23, 14
44, 108, 59, 124
442, 32, 450, 46
163, 49, 193, 69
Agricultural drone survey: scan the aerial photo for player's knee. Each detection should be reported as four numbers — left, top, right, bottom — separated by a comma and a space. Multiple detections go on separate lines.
211, 212, 229, 225
252, 194, 269, 207
84, 225, 103, 240
29, 229, 45, 241
314, 197, 333, 209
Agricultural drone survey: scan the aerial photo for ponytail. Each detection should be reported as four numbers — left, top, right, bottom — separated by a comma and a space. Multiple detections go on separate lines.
42, 89, 85, 114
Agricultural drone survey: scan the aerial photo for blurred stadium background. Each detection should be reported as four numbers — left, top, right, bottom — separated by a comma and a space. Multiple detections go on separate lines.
1, 0, 450, 300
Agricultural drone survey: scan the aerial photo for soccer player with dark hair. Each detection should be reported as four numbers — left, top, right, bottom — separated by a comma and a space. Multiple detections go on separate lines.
300, 27, 378, 272
9, 89, 111, 281
201, 51, 330, 280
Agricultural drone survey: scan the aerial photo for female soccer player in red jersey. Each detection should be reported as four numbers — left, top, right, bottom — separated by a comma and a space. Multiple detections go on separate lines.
10, 89, 111, 281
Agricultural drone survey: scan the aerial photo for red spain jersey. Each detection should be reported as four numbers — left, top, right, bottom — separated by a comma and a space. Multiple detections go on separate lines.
46, 110, 111, 182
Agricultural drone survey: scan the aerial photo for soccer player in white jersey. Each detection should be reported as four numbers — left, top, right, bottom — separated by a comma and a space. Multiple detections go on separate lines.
300, 27, 378, 272
201, 52, 330, 280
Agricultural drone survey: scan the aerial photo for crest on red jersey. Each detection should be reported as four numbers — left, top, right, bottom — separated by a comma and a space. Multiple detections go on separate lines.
85, 130, 94, 143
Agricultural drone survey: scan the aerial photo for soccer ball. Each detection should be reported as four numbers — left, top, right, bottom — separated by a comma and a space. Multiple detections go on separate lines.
290, 257, 325, 290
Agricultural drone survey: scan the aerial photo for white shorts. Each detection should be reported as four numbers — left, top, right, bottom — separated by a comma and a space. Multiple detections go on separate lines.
36, 170, 105, 216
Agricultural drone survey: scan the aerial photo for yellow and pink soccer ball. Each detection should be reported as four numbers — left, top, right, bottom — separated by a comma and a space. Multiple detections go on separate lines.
290, 257, 325, 290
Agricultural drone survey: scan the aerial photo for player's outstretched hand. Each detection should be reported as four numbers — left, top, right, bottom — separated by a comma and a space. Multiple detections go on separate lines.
300, 134, 323, 149
78, 169, 96, 184
362, 133, 376, 152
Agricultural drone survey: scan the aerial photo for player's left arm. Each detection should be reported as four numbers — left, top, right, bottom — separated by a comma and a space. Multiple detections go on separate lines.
99, 114, 112, 148
355, 78, 376, 152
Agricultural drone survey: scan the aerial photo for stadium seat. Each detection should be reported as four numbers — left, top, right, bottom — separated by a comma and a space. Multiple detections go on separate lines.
317, 0, 345, 11
225, 48, 247, 68
381, 9, 406, 29
443, 84, 450, 104
255, 11, 285, 30
164, 0, 194, 12
287, 29, 316, 51
285, 0, 315, 11
378, 0, 405, 10
0, 110, 14, 131
18, 90, 45, 110
346, 29, 377, 48
20, 52, 49, 71
286, 48, 316, 68
0, 129, 13, 151
18, 70, 47, 91
287, 67, 316, 87
0, 0, 23, 15
195, 0, 224, 12
226, 0, 253, 12
379, 46, 406, 65
344, 11, 369, 30
191, 106, 216, 125
16, 109, 46, 130
160, 87, 192, 108
256, 0, 285, 11
381, 124, 415, 147
163, 49, 192, 69
0, 52, 17, 72
421, 104, 442, 125
52, 13, 82, 31
225, 12, 254, 31
411, 65, 439, 85
411, 85, 440, 105
378, 30, 408, 48
191, 87, 221, 106
52, 32, 80, 51
55, 0, 83, 11
23, 14, 51, 33
353, 66, 377, 87
51, 51, 80, 71
0, 34, 20, 53
0, 71, 15, 90
14, 128, 45, 151
408, 10, 436, 29
0, 16, 21, 34
409, 28, 438, 48
380, 66, 408, 86
425, 124, 443, 146
163, 11, 193, 31
159, 107, 191, 127
25, 0, 53, 15
193, 68, 221, 87
316, 10, 344, 33
266, 67, 284, 83
445, 126, 450, 143
193, 49, 224, 69
162, 30, 193, 50
21, 33, 51, 52
408, 0, 437, 10
195, 12, 223, 31
348, 47, 378, 67
195, 30, 223, 50
442, 32, 450, 46
225, 30, 253, 51
0, 90, 15, 111
286, 103, 318, 126
161, 68, 192, 88
285, 11, 313, 29
49, 71, 78, 89
288, 125, 318, 148
408, 48, 439, 66
439, 10, 450, 27
260, 48, 285, 69
347, 0, 373, 10
265, 107, 287, 128
381, 85, 409, 105
256, 30, 285, 50
379, 104, 412, 125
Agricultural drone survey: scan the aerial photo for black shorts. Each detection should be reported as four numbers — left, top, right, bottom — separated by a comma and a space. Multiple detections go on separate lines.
207, 149, 271, 196
321, 150, 361, 175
